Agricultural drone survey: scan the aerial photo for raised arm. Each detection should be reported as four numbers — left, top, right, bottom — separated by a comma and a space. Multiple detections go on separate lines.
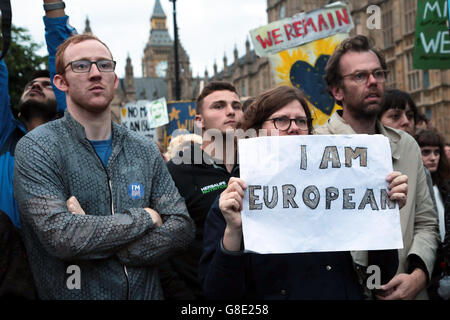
0, 58, 15, 148
43, 0, 76, 113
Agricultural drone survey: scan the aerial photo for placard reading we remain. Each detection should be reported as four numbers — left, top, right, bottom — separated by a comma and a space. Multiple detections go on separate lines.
238, 134, 404, 254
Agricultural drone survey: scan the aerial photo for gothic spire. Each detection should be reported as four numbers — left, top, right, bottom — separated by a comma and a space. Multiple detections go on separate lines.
152, 0, 166, 19
83, 16, 92, 35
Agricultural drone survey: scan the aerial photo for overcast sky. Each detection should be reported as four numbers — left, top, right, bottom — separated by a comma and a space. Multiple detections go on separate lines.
12, 0, 268, 79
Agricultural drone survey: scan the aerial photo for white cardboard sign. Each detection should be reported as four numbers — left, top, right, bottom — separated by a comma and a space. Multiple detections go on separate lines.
238, 134, 404, 254
120, 98, 169, 139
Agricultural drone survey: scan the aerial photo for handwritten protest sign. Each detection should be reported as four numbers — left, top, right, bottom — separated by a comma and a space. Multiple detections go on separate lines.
250, 1, 353, 57
250, 2, 353, 126
268, 34, 346, 126
238, 135, 403, 254
162, 101, 197, 147
120, 98, 169, 139
413, 0, 450, 69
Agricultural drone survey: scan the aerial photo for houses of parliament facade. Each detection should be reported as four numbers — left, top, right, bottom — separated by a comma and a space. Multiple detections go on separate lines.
91, 0, 449, 141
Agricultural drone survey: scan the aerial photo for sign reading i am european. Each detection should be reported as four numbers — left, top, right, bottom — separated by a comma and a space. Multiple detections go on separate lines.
238, 135, 404, 254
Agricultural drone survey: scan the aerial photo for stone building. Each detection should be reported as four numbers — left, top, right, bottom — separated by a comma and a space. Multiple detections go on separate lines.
348, 0, 450, 141
140, 0, 198, 101
210, 0, 450, 140
209, 39, 275, 99
108, 0, 199, 124
266, 0, 330, 22
208, 0, 329, 99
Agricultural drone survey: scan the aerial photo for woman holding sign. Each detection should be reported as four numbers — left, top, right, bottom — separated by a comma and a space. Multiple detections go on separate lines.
198, 85, 408, 300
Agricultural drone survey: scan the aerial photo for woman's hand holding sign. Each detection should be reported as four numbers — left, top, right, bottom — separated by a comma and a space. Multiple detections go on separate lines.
219, 177, 247, 252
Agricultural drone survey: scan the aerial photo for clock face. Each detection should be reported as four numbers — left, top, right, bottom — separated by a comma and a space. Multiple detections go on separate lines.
156, 60, 168, 78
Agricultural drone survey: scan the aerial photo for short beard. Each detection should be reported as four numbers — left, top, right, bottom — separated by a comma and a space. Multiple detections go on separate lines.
18, 98, 58, 123
347, 102, 382, 120
343, 89, 384, 121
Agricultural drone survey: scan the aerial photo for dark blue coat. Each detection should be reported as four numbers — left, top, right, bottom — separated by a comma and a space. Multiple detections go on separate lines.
199, 196, 398, 300
0, 15, 73, 228
0, 59, 26, 228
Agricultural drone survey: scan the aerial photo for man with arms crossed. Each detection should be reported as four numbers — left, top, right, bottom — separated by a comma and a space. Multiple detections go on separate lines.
13, 33, 195, 299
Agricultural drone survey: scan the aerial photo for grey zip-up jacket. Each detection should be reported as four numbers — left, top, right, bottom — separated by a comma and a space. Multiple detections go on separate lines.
13, 111, 195, 299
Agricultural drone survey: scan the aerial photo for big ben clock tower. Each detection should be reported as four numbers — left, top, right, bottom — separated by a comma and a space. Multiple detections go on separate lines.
142, 0, 172, 78
141, 0, 196, 100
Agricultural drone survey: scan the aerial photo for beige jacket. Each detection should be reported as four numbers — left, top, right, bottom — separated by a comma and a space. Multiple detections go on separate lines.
315, 112, 439, 299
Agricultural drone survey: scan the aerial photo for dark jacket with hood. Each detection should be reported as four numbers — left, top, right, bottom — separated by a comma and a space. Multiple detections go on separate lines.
159, 143, 239, 299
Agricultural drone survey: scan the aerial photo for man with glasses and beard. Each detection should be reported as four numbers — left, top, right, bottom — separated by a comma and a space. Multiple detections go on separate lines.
0, 67, 59, 299
0, 0, 71, 299
316, 35, 439, 300
0, 69, 59, 229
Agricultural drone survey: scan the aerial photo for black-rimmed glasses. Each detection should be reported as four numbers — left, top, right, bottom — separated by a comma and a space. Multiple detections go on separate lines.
341, 69, 389, 84
266, 117, 310, 131
64, 59, 116, 73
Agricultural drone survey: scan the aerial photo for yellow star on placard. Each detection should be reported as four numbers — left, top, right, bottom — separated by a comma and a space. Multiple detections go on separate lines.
169, 107, 181, 121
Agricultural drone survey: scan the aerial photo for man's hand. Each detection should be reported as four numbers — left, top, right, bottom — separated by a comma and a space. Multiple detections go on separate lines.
144, 208, 162, 227
67, 196, 86, 215
376, 268, 427, 300
386, 171, 408, 209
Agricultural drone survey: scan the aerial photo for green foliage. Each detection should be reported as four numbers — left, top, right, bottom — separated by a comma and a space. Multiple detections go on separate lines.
4, 25, 48, 114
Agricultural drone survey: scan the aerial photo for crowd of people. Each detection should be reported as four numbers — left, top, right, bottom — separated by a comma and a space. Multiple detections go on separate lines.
0, 0, 448, 300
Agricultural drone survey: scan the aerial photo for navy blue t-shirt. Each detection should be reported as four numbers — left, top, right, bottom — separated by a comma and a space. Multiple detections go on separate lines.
90, 136, 112, 167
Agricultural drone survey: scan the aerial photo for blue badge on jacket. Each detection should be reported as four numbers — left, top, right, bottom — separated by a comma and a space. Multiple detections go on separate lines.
128, 183, 144, 200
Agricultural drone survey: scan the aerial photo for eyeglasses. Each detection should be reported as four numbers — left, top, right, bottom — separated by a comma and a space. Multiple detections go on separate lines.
64, 59, 116, 73
341, 69, 389, 84
266, 117, 310, 131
